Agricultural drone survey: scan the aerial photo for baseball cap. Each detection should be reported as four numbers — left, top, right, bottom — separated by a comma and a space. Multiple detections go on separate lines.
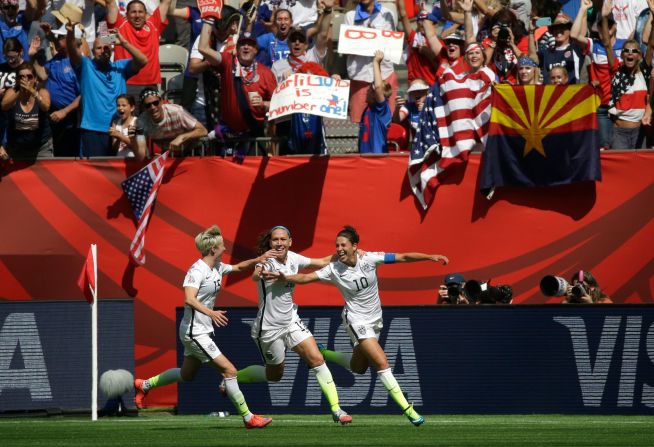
52, 24, 84, 39
237, 34, 258, 47
443, 30, 465, 43
288, 27, 307, 43
406, 79, 430, 93
444, 273, 465, 285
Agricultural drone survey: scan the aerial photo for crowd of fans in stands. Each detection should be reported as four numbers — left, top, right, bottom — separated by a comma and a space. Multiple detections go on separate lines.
0, 0, 652, 162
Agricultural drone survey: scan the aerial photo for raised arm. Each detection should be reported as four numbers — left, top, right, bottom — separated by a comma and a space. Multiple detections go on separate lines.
116, 30, 148, 72
231, 249, 277, 272
372, 50, 385, 103
107, 0, 119, 26
571, 0, 592, 47
66, 20, 82, 68
422, 16, 444, 56
645, 0, 654, 67
24, 0, 47, 22
198, 21, 223, 66
440, 0, 464, 24
394, 252, 449, 264
459, 0, 476, 45
396, 0, 413, 43
159, 0, 174, 20
314, 0, 334, 54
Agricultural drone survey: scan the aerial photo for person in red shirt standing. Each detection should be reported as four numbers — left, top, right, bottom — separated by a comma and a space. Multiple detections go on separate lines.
199, 24, 277, 159
106, 0, 173, 102
396, 0, 437, 86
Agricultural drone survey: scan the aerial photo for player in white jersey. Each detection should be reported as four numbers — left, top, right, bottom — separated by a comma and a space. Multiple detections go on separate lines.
133, 225, 273, 429
229, 225, 353, 425
267, 225, 449, 426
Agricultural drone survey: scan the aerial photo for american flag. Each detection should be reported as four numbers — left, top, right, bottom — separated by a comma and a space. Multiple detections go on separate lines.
121, 151, 169, 265
408, 67, 494, 209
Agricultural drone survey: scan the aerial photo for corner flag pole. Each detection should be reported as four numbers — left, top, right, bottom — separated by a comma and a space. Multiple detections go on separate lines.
91, 244, 98, 421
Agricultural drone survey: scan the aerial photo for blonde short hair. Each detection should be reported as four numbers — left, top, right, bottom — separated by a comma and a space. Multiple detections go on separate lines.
195, 225, 223, 256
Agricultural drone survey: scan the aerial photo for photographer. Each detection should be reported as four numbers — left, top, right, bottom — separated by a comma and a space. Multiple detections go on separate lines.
483, 8, 530, 84
438, 273, 469, 305
564, 270, 613, 304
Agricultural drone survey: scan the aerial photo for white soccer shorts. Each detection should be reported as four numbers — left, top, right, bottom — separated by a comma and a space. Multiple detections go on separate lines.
253, 319, 313, 365
181, 333, 222, 363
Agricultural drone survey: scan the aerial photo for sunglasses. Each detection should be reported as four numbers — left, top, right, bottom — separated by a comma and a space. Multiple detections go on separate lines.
622, 48, 640, 54
18, 73, 34, 80
144, 100, 161, 109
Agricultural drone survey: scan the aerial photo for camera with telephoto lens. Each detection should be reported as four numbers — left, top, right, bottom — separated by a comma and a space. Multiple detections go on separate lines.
570, 283, 587, 301
464, 280, 513, 304
447, 283, 462, 301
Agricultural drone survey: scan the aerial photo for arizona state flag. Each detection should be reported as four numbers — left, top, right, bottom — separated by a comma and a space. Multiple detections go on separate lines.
480, 85, 602, 191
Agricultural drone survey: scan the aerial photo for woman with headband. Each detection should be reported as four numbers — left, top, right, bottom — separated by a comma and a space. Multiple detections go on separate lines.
517, 57, 541, 85
225, 225, 353, 425
264, 225, 449, 426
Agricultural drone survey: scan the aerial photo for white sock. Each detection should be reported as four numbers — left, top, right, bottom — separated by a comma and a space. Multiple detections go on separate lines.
224, 376, 252, 420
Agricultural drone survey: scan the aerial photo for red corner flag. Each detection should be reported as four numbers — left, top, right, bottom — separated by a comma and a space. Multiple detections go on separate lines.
77, 245, 97, 304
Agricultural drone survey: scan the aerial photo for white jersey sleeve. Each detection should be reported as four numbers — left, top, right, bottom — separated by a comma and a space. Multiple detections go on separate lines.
183, 264, 204, 289
315, 264, 334, 282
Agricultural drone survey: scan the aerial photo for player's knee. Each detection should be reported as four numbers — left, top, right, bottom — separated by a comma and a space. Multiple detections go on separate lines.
266, 366, 284, 382
351, 364, 369, 375
222, 367, 237, 378
180, 369, 197, 382
305, 353, 324, 368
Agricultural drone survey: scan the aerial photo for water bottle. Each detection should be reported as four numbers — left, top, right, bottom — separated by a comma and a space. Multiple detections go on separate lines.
208, 411, 230, 417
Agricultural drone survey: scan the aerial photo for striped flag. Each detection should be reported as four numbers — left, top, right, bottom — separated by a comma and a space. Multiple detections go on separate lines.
408, 67, 494, 209
121, 152, 169, 265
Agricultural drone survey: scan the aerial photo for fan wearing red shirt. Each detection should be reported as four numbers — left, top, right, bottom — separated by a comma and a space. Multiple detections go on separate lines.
396, 1, 437, 85
106, 0, 173, 100
199, 23, 277, 158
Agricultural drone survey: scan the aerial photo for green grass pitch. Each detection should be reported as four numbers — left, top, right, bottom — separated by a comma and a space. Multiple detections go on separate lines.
1, 414, 653, 446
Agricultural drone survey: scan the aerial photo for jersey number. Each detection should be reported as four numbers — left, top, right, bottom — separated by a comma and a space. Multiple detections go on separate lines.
353, 277, 369, 292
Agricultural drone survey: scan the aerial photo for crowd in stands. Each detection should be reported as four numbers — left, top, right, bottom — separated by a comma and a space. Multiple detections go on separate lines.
0, 0, 653, 162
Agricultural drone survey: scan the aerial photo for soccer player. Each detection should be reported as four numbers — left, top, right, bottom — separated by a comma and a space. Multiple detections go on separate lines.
229, 225, 353, 425
264, 225, 449, 426
133, 225, 273, 429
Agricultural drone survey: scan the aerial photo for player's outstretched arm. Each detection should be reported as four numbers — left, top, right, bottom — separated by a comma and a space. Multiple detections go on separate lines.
263, 270, 321, 284
394, 253, 449, 264
232, 249, 277, 273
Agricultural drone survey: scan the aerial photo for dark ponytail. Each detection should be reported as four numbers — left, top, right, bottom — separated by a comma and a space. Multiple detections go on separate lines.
337, 225, 359, 244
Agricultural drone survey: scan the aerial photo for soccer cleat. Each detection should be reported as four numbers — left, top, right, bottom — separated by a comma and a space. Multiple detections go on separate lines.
332, 409, 352, 425
403, 403, 424, 427
244, 414, 272, 429
133, 379, 149, 409
218, 379, 226, 397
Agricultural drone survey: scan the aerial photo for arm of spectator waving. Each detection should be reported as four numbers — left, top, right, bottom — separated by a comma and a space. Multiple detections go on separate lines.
168, 121, 208, 151
528, 18, 539, 64
396, 0, 413, 44
65, 20, 82, 69
170, 7, 190, 19
459, 0, 476, 45
50, 96, 80, 123
373, 51, 385, 103
315, 0, 334, 54
645, 0, 654, 65
107, 0, 119, 25
159, 0, 174, 21
198, 21, 222, 67
473, 0, 495, 18
440, 0, 464, 24
394, 253, 450, 264
116, 31, 148, 72
571, 0, 592, 47
600, 16, 615, 70
422, 17, 444, 59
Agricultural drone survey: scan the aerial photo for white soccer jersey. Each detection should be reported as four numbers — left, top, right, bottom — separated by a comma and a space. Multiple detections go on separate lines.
253, 251, 312, 332
315, 252, 387, 324
179, 259, 233, 337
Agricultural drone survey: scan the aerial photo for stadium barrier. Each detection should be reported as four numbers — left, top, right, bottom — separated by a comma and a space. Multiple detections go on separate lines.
0, 300, 134, 413
177, 306, 654, 415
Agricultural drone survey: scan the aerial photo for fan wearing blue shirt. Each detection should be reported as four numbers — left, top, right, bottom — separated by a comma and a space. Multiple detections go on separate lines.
358, 50, 392, 154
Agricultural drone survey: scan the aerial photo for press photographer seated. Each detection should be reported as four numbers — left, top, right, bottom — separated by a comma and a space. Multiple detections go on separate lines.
437, 273, 469, 305
564, 270, 613, 304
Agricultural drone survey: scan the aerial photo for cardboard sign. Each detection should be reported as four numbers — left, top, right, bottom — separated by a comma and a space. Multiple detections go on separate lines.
337, 25, 404, 64
268, 74, 351, 121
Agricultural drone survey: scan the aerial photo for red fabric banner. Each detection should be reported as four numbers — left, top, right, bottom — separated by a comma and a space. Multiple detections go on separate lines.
1, 153, 654, 406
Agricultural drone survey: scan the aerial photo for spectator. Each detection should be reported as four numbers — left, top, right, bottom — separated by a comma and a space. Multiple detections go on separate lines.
607, 37, 654, 149
256, 8, 293, 67
40, 25, 83, 157
537, 13, 584, 84
0, 37, 24, 90
0, 0, 40, 63
67, 21, 147, 157
612, 0, 648, 42
106, 0, 173, 100
345, 0, 398, 123
1, 62, 52, 160
428, 28, 469, 79
109, 94, 136, 158
132, 88, 208, 160
198, 27, 277, 158
437, 272, 468, 305
516, 56, 540, 84
188, 5, 242, 131
563, 270, 613, 304
358, 50, 392, 154
572, 0, 618, 150
394, 78, 430, 140
271, 3, 332, 155
396, 2, 437, 86
484, 6, 530, 83
548, 65, 569, 84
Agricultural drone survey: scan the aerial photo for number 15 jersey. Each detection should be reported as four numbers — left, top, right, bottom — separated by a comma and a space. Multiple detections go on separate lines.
315, 252, 389, 324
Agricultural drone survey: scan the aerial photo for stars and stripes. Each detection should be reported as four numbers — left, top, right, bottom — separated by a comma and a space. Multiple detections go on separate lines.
408, 67, 494, 209
121, 151, 169, 265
